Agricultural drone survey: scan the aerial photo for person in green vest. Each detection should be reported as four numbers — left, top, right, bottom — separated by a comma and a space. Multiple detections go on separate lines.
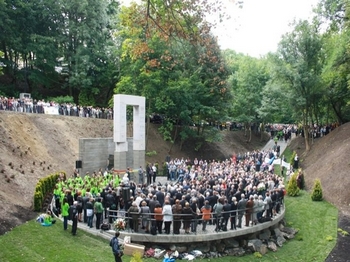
94, 197, 104, 229
61, 198, 70, 230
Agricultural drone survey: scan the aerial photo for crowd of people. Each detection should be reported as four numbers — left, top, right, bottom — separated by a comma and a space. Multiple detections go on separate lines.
0, 96, 113, 119
53, 146, 287, 236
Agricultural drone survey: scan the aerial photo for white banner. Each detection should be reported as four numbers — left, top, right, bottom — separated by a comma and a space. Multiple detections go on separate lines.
43, 106, 59, 115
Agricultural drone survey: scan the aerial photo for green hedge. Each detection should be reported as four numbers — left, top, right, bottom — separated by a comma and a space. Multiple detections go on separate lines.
33, 172, 66, 212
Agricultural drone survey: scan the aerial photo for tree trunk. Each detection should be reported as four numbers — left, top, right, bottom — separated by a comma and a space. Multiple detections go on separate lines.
304, 124, 310, 151
168, 121, 178, 154
260, 122, 264, 142
248, 124, 252, 143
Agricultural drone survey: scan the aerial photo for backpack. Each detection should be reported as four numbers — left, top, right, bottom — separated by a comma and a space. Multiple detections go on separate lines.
150, 225, 157, 235
101, 222, 111, 231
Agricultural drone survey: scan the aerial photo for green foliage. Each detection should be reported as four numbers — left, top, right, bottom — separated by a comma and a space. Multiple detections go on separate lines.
325, 236, 334, 241
337, 228, 349, 236
78, 89, 96, 107
33, 172, 65, 211
290, 151, 296, 167
48, 96, 74, 105
253, 252, 263, 258
311, 179, 323, 201
286, 172, 300, 197
130, 251, 143, 262
162, 162, 168, 176
145, 151, 157, 157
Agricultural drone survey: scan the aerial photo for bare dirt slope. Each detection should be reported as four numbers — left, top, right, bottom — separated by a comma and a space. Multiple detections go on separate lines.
0, 112, 113, 234
288, 122, 350, 262
289, 123, 350, 215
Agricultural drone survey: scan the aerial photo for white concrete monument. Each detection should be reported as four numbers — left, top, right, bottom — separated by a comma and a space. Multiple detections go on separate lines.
113, 94, 145, 170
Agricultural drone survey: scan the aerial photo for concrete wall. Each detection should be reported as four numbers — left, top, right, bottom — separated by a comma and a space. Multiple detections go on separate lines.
78, 138, 114, 175
78, 137, 144, 176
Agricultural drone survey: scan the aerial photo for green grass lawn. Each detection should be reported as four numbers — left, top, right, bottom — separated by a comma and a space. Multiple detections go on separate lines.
0, 190, 337, 262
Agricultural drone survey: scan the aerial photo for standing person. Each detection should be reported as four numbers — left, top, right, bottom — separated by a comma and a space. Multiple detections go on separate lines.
152, 163, 157, 183
140, 201, 151, 233
162, 200, 173, 234
94, 197, 104, 229
213, 197, 224, 231
146, 164, 152, 185
190, 198, 199, 233
127, 202, 141, 233
230, 197, 238, 230
86, 198, 94, 228
138, 166, 144, 185
200, 200, 212, 231
237, 194, 247, 228
69, 201, 78, 235
110, 231, 123, 262
182, 202, 195, 234
154, 203, 163, 234
222, 199, 231, 231
245, 195, 254, 227
172, 199, 183, 234
61, 198, 70, 230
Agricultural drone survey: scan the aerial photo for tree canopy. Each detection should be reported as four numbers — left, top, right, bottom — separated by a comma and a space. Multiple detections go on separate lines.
0, 0, 350, 151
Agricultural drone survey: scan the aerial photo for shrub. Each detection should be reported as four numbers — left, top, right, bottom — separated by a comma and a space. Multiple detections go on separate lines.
145, 151, 157, 157
311, 178, 323, 201
286, 172, 300, 196
290, 151, 296, 167
253, 252, 262, 258
130, 251, 143, 262
325, 236, 334, 241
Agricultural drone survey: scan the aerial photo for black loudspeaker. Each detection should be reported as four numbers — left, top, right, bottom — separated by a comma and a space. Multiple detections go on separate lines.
122, 187, 130, 201
76, 160, 82, 169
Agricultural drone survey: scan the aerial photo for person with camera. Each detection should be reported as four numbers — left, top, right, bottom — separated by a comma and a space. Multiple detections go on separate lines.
110, 231, 123, 262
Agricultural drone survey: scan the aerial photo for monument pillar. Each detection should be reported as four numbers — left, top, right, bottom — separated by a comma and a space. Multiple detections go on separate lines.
113, 94, 145, 171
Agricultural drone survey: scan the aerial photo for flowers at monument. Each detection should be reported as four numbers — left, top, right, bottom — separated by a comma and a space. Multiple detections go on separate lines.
257, 182, 266, 192
114, 218, 126, 231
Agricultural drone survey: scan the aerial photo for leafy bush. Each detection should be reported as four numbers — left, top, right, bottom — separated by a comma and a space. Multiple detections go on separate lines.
325, 236, 334, 241
337, 228, 349, 236
48, 95, 74, 104
130, 251, 143, 262
311, 178, 323, 201
286, 172, 300, 196
290, 151, 296, 167
145, 151, 157, 157
253, 252, 262, 258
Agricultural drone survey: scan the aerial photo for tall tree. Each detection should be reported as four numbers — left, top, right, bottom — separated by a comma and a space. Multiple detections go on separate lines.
115, 2, 230, 151
228, 54, 269, 142
273, 20, 324, 151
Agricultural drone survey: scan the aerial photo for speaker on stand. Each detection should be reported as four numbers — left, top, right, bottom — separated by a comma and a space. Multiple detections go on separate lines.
75, 160, 82, 175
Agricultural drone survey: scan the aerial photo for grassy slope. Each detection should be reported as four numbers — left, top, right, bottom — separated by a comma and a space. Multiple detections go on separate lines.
0, 191, 337, 262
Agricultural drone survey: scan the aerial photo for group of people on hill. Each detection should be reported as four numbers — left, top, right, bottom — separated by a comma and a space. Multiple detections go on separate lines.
0, 96, 113, 119
53, 146, 286, 235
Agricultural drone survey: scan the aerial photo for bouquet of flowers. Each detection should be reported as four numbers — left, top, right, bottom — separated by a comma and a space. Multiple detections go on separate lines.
114, 218, 126, 231
257, 182, 266, 192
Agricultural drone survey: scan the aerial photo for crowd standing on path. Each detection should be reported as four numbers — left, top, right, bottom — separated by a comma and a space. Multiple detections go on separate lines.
53, 144, 290, 236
